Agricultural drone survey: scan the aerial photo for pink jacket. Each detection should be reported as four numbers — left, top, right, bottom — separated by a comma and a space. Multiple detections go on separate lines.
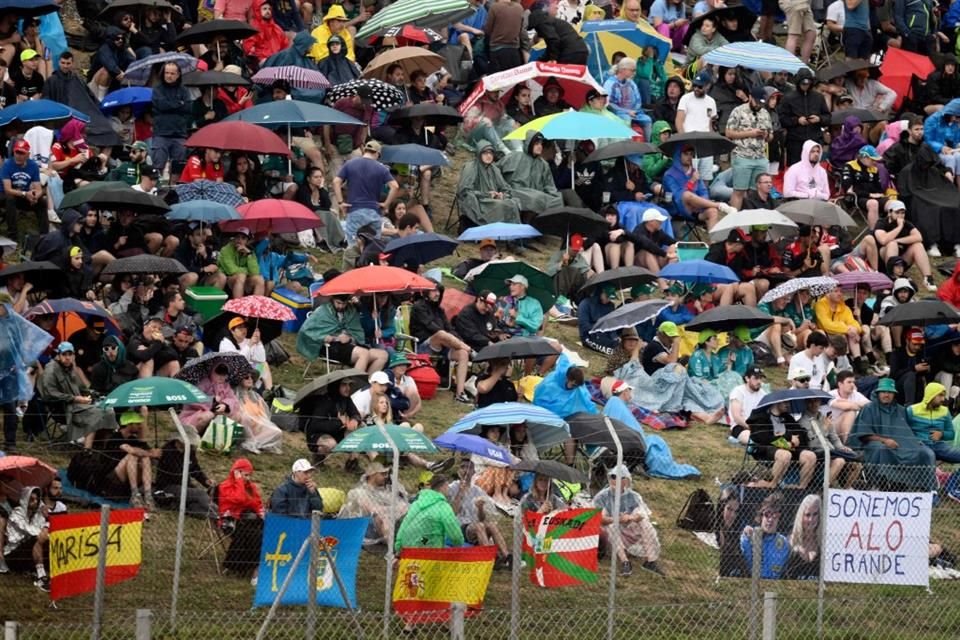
783, 139, 830, 200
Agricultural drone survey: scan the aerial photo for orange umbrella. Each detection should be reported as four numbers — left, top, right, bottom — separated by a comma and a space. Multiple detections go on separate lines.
315, 265, 437, 297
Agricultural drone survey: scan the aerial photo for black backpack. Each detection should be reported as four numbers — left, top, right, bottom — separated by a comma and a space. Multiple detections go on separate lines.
676, 488, 715, 532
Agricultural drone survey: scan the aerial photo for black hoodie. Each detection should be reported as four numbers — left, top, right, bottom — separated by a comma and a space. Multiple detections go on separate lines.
778, 68, 830, 147
410, 285, 454, 344
527, 10, 588, 64
151, 66, 192, 138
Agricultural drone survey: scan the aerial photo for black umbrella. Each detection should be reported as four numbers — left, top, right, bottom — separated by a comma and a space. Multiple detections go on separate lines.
384, 232, 459, 267
815, 59, 876, 82
565, 413, 646, 452
182, 70, 250, 87
684, 4, 757, 44
202, 312, 283, 350
175, 19, 258, 45
387, 103, 463, 126
0, 260, 61, 291
512, 459, 588, 484
101, 255, 187, 277
176, 352, 253, 387
579, 267, 656, 298
584, 140, 659, 164
80, 187, 171, 215
684, 305, 775, 333
58, 181, 130, 211
830, 108, 885, 125
589, 299, 669, 334
532, 206, 608, 238
473, 336, 558, 362
293, 368, 370, 407
878, 300, 960, 327
99, 0, 173, 18
660, 131, 735, 158
755, 388, 832, 411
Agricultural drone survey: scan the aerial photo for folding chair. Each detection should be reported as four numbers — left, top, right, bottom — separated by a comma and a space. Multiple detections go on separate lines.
197, 485, 230, 575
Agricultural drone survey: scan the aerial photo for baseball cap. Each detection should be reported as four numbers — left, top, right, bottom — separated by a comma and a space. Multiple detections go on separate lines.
57, 341, 75, 354
906, 327, 926, 343
369, 371, 390, 385
751, 225, 770, 232
749, 85, 767, 104
131, 141, 149, 152
726, 228, 751, 243
363, 140, 382, 154
585, 88, 607, 102
482, 290, 498, 304
692, 71, 712, 86
141, 166, 159, 180
858, 144, 881, 160
602, 285, 618, 298
620, 327, 639, 339
698, 328, 717, 343
478, 238, 496, 250
120, 411, 144, 426
658, 321, 679, 337
732, 326, 751, 343
234, 226, 252, 237
292, 458, 315, 473
608, 464, 632, 479
20, 48, 39, 62
884, 199, 906, 212
228, 317, 247, 330
611, 380, 633, 395
364, 462, 391, 477
788, 366, 812, 381
836, 93, 854, 103
222, 64, 242, 75
745, 365, 766, 378
570, 233, 584, 251
641, 208, 668, 223
12, 139, 29, 153
505, 274, 529, 287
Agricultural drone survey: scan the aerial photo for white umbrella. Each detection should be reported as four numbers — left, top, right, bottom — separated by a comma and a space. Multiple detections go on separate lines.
759, 276, 839, 305
777, 200, 858, 228
708, 209, 799, 242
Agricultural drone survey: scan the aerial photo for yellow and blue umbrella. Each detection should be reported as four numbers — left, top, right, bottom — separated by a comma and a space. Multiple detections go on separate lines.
504, 110, 636, 141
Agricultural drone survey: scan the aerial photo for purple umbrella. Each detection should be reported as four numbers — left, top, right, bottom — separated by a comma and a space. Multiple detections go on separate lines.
832, 271, 894, 292
434, 432, 511, 464
251, 66, 331, 90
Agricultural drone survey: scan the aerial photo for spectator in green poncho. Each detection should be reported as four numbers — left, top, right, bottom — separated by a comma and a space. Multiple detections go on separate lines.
642, 121, 674, 180
395, 474, 464, 553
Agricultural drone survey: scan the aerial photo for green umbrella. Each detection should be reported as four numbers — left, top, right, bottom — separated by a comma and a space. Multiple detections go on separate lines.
471, 260, 557, 312
101, 377, 210, 408
332, 425, 439, 454
58, 181, 130, 211
356, 0, 475, 40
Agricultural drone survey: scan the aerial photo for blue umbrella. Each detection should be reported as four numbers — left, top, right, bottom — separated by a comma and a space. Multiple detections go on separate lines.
124, 52, 198, 86
433, 432, 511, 464
0, 0, 59, 17
0, 100, 90, 127
755, 389, 833, 411
173, 180, 244, 207
168, 200, 240, 224
380, 144, 450, 167
448, 402, 570, 449
224, 99, 363, 128
384, 232, 459, 267
101, 87, 153, 115
702, 41, 810, 74
458, 223, 542, 242
659, 259, 738, 284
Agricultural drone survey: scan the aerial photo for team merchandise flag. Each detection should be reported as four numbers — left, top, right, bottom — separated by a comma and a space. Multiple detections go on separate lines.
253, 513, 368, 608
48, 509, 144, 601
392, 546, 497, 624
522, 508, 602, 588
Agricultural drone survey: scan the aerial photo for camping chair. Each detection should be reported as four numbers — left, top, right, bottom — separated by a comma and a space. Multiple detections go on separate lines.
676, 241, 709, 262
810, 23, 843, 70
301, 339, 339, 380
197, 485, 230, 575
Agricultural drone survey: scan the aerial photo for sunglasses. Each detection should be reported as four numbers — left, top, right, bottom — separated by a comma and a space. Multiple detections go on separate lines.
794, 377, 811, 383
103, 345, 118, 352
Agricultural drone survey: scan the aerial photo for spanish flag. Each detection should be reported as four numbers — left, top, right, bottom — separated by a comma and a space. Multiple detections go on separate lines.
392, 546, 497, 624
48, 509, 144, 601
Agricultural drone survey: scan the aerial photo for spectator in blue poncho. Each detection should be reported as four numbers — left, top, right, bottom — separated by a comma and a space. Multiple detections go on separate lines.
533, 353, 597, 419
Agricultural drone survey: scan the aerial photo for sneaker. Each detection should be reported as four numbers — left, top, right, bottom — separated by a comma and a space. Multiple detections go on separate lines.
619, 560, 633, 577
954, 244, 960, 258
454, 392, 473, 404
428, 457, 455, 473
929, 244, 942, 257
250, 575, 258, 587
144, 492, 157, 513
925, 277, 938, 292
642, 561, 666, 577
718, 203, 738, 216
129, 491, 145, 509
947, 490, 960, 505
0, 558, 9, 574
34, 575, 50, 592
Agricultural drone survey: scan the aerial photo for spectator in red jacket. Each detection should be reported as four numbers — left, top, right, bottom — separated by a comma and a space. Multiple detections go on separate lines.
217, 458, 265, 577
243, 1, 288, 64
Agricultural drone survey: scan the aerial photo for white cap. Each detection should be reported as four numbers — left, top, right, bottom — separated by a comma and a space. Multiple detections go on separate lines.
608, 464, 632, 479
884, 199, 906, 212
292, 458, 315, 473
369, 371, 390, 385
505, 274, 529, 287
787, 366, 812, 381
641, 208, 668, 223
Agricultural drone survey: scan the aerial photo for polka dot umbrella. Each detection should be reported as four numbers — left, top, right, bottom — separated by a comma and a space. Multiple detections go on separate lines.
324, 78, 406, 111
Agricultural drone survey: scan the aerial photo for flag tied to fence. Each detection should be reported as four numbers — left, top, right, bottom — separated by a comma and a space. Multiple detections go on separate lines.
522, 508, 602, 588
392, 546, 497, 624
253, 513, 367, 608
48, 509, 144, 601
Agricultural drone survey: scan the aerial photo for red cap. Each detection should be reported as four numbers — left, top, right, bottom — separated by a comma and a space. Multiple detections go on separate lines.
12, 139, 29, 153
570, 233, 584, 251
906, 328, 926, 343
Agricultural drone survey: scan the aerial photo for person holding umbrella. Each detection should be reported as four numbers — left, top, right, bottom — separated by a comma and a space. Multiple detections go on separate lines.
746, 394, 818, 489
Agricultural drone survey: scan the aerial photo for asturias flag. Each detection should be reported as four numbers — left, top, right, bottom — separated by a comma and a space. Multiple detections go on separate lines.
393, 546, 497, 624
522, 508, 601, 588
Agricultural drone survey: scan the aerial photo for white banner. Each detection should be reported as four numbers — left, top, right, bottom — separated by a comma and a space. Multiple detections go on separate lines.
824, 490, 931, 587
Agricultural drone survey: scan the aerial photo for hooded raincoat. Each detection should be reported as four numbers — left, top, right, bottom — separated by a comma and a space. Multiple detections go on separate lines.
603, 396, 700, 479
897, 144, 960, 246
243, 0, 288, 62
394, 488, 463, 553
0, 303, 53, 405
308, 4, 355, 62
830, 116, 868, 166
316, 34, 360, 86
262, 32, 327, 103
297, 301, 365, 360
777, 68, 829, 164
456, 143, 522, 225
89, 334, 139, 395
642, 120, 674, 180
497, 131, 564, 213
3, 487, 45, 555
783, 140, 830, 200
532, 352, 597, 418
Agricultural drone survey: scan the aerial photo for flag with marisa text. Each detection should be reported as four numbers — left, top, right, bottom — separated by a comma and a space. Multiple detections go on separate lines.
522, 508, 601, 588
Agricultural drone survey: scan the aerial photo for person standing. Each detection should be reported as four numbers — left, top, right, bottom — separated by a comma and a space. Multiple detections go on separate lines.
725, 87, 773, 210
150, 62, 192, 178
332, 141, 400, 244
676, 72, 718, 182
484, 0, 525, 73
777, 68, 829, 166
842, 0, 872, 60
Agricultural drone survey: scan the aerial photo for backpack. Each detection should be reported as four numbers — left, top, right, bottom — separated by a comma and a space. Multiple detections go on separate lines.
676, 488, 715, 532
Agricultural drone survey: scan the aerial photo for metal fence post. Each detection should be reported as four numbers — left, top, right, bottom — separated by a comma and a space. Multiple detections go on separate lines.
603, 417, 624, 640
761, 592, 777, 640
168, 408, 194, 633
748, 527, 762, 640
380, 425, 401, 640
306, 510, 321, 640
5, 621, 18, 640
812, 419, 831, 640
256, 537, 312, 640
135, 609, 153, 640
91, 504, 111, 640
450, 603, 466, 640
509, 507, 522, 640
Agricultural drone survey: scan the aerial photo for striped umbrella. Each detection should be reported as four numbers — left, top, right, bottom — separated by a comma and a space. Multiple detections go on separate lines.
702, 41, 810, 73
448, 403, 570, 449
356, 0, 475, 40
832, 271, 893, 292
251, 66, 331, 90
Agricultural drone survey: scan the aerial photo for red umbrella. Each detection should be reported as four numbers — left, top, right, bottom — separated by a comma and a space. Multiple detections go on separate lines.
223, 295, 296, 321
184, 121, 291, 157
377, 24, 444, 45
879, 48, 935, 111
220, 200, 323, 235
315, 265, 437, 297
0, 456, 57, 500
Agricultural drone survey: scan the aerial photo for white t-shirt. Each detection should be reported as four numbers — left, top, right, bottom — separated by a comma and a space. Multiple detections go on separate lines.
788, 351, 830, 391
677, 92, 718, 133
728, 384, 767, 428
824, 388, 869, 418
826, 0, 845, 27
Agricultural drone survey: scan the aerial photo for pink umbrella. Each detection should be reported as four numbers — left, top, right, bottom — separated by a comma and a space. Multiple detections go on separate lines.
0, 456, 57, 500
222, 295, 296, 321
832, 271, 894, 292
220, 200, 324, 235
251, 66, 331, 90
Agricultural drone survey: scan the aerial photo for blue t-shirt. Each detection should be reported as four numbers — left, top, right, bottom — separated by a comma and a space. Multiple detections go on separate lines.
0, 157, 40, 195
449, 4, 487, 43
844, 0, 870, 30
336, 156, 393, 212
649, 0, 685, 23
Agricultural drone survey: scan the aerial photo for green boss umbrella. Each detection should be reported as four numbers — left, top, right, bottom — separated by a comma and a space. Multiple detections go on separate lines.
471, 260, 557, 312
101, 377, 210, 408
332, 425, 439, 454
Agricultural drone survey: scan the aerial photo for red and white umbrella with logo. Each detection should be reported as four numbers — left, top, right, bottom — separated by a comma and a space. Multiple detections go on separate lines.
222, 295, 296, 322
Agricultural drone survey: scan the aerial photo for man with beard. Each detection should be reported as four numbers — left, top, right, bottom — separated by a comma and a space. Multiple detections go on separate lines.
243, 0, 287, 64
783, 140, 830, 200
38, 342, 110, 446
907, 382, 960, 463
882, 115, 930, 178
777, 68, 829, 165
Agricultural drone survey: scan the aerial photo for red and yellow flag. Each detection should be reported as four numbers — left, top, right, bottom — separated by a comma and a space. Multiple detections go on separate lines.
48, 509, 144, 601
392, 546, 496, 624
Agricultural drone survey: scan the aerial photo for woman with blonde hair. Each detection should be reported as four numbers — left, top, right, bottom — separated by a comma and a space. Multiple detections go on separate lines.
785, 494, 821, 580
366, 392, 433, 469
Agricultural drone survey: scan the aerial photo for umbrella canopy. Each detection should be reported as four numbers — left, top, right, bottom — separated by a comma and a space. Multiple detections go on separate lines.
532, 206, 609, 238
777, 199, 858, 228
98, 0, 173, 17
504, 110, 636, 141
123, 52, 197, 85
684, 305, 775, 333
660, 131, 735, 157
566, 413, 646, 452
101, 87, 152, 114
708, 209, 799, 242
26, 298, 114, 320
0, 0, 60, 17
185, 121, 291, 156
57, 181, 130, 211
293, 368, 369, 407
251, 66, 330, 89
176, 352, 253, 387
333, 425, 439, 454
703, 41, 810, 73
0, 260, 61, 291
101, 255, 187, 277
0, 456, 57, 500
80, 187, 170, 214
879, 47, 935, 111
434, 432, 511, 464
578, 19, 671, 82
316, 266, 437, 297
830, 108, 885, 125
878, 300, 960, 327
202, 312, 283, 348
362, 46, 445, 81
388, 103, 463, 127
325, 78, 406, 111
377, 24, 445, 45
384, 233, 459, 267
356, 0, 475, 39
102, 376, 210, 408
660, 259, 738, 284
222, 295, 296, 322
756, 388, 833, 411
584, 140, 659, 164
589, 299, 669, 334
380, 144, 450, 167
173, 180, 244, 207
176, 19, 258, 45
512, 459, 588, 484
816, 58, 874, 82
221, 200, 323, 235
182, 70, 250, 87
168, 200, 240, 224
473, 336, 559, 362
579, 266, 656, 297
224, 99, 363, 128
832, 271, 893, 292
458, 223, 541, 242
0, 100, 90, 127
471, 261, 556, 312
684, 5, 757, 44
459, 61, 604, 115
759, 276, 839, 305
448, 402, 570, 449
